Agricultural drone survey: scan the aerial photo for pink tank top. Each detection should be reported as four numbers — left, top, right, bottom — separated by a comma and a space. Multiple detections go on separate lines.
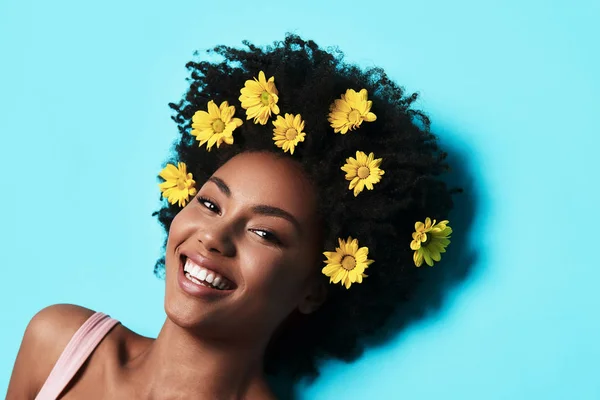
34, 312, 120, 400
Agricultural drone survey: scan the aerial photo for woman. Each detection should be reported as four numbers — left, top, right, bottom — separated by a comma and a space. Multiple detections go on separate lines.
7, 35, 455, 399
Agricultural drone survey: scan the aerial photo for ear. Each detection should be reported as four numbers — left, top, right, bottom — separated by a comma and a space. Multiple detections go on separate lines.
297, 279, 328, 315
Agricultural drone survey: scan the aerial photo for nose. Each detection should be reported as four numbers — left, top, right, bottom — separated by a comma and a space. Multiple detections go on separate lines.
196, 220, 236, 257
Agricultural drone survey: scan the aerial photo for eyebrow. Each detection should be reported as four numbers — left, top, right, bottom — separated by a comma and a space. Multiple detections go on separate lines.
251, 205, 302, 233
208, 176, 302, 233
209, 176, 231, 197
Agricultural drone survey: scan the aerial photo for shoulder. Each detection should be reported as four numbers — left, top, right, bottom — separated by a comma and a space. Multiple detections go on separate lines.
28, 303, 97, 345
26, 304, 98, 363
7, 304, 100, 399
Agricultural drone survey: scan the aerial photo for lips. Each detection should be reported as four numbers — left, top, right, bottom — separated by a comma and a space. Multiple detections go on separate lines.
183, 257, 234, 290
176, 250, 237, 298
179, 251, 237, 289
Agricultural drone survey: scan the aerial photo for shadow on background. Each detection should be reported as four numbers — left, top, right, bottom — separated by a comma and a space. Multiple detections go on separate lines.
271, 130, 480, 400
365, 134, 479, 341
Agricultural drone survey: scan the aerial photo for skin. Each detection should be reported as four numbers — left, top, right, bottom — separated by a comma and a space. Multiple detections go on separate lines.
7, 152, 326, 400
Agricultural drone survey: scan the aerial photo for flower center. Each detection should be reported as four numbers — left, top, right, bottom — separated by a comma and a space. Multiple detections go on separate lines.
341, 255, 356, 271
212, 119, 225, 133
357, 166, 370, 179
176, 177, 187, 190
260, 91, 271, 106
285, 128, 298, 140
348, 109, 361, 124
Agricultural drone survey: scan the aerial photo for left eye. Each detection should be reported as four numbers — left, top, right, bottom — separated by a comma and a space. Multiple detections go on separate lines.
251, 229, 280, 244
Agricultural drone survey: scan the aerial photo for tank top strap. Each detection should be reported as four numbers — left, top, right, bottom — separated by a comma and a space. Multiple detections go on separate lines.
35, 312, 120, 400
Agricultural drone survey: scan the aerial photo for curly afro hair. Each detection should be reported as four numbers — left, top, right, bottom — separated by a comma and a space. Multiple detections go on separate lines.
153, 34, 455, 380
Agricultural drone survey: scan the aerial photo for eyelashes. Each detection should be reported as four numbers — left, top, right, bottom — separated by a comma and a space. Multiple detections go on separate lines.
196, 196, 281, 245
249, 229, 281, 245
197, 196, 220, 214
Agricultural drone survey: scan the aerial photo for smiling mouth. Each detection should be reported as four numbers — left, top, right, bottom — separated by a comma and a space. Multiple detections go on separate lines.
181, 256, 235, 291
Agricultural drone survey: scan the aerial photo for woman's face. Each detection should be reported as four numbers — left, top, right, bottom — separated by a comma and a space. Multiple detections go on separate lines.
164, 152, 323, 342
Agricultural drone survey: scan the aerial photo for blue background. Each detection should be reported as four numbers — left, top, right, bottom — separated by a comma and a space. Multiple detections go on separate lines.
1, 0, 599, 398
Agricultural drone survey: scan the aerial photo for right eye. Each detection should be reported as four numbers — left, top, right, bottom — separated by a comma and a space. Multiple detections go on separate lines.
197, 196, 220, 214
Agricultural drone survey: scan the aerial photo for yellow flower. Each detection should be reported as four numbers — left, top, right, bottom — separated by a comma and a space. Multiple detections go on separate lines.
328, 88, 377, 134
239, 71, 280, 125
191, 100, 243, 151
158, 162, 197, 207
322, 237, 374, 289
272, 113, 306, 154
410, 218, 452, 267
341, 151, 385, 197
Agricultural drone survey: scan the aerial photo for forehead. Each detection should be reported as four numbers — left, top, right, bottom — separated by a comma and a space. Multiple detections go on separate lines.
212, 152, 318, 222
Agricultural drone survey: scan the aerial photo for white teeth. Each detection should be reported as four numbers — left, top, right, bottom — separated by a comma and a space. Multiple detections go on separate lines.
184, 258, 193, 273
185, 272, 202, 285
182, 257, 233, 290
198, 269, 207, 280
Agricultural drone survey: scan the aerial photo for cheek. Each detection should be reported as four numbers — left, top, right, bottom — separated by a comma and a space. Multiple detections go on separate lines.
166, 208, 198, 249
241, 247, 314, 303
164, 208, 202, 273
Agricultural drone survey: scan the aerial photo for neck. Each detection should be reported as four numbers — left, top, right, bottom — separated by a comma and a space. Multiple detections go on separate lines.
128, 318, 272, 399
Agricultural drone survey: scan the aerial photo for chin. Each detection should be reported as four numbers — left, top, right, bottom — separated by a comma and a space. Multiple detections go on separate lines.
162, 253, 233, 333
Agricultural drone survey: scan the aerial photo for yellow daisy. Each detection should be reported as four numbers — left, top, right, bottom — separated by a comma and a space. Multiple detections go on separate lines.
322, 236, 374, 289
272, 113, 306, 154
410, 218, 452, 267
191, 100, 243, 151
341, 151, 385, 197
158, 162, 197, 207
328, 88, 377, 134
239, 71, 280, 125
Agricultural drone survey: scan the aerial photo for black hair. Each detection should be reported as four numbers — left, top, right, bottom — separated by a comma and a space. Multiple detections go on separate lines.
153, 34, 456, 379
